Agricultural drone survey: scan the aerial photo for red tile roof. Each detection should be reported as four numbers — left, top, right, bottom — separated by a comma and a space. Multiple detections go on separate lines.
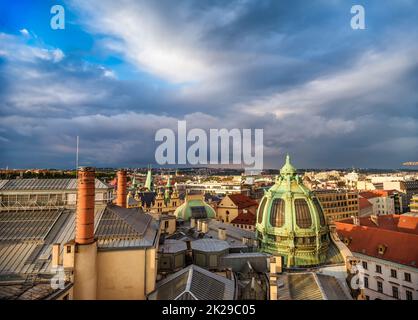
231, 211, 256, 226
359, 197, 373, 210
360, 190, 398, 199
227, 194, 258, 209
335, 215, 418, 267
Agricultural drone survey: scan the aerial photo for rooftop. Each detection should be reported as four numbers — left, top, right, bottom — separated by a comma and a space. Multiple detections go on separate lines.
0, 178, 111, 191
148, 264, 235, 300
0, 205, 159, 279
276, 272, 351, 300
335, 215, 418, 267
226, 194, 258, 209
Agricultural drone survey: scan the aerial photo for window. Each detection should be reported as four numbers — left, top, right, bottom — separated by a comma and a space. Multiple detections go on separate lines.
66, 246, 71, 254
257, 198, 267, 224
294, 199, 312, 228
313, 198, 326, 226
376, 265, 382, 274
164, 220, 169, 229
406, 290, 413, 301
404, 272, 411, 282
390, 269, 397, 279
377, 281, 383, 293
362, 261, 368, 270
364, 277, 369, 288
270, 198, 286, 227
392, 286, 399, 299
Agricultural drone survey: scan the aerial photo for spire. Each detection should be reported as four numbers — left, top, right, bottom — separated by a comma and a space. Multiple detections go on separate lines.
280, 154, 297, 176
166, 175, 172, 188
145, 165, 153, 191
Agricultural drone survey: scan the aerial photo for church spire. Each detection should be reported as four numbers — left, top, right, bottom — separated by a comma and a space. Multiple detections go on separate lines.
144, 165, 153, 191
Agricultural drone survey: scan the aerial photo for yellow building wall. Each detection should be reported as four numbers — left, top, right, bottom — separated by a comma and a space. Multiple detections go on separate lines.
96, 248, 156, 300
217, 196, 239, 223
73, 242, 97, 300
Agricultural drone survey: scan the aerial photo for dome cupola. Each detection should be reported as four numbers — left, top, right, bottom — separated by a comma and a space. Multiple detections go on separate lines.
256, 155, 329, 268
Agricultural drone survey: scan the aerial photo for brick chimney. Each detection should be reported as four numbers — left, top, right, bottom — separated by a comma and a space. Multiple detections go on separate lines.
116, 170, 127, 208
76, 167, 95, 245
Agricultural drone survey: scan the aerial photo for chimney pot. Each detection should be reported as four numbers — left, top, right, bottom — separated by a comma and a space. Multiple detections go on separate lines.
218, 227, 227, 241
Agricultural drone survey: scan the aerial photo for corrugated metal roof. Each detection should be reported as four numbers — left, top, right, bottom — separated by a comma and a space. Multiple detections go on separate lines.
316, 274, 351, 300
0, 205, 159, 278
148, 264, 235, 300
286, 273, 323, 300
275, 272, 351, 300
0, 178, 110, 191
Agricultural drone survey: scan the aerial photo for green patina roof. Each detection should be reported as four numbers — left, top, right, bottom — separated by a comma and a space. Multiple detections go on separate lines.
280, 154, 297, 176
145, 165, 153, 191
174, 199, 216, 221
256, 155, 331, 268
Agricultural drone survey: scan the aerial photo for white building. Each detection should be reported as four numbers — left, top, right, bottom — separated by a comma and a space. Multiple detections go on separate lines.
336, 214, 418, 300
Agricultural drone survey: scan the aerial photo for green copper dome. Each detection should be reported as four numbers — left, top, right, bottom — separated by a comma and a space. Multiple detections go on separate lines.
256, 155, 329, 268
174, 194, 216, 221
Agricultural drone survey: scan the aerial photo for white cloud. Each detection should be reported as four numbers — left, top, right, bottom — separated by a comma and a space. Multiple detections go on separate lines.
0, 33, 64, 63
19, 28, 30, 37
69, 0, 257, 84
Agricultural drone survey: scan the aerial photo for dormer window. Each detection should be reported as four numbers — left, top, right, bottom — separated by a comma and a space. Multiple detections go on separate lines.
377, 244, 387, 255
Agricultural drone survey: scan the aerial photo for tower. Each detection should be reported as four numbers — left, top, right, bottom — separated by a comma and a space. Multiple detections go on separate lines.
256, 155, 330, 268
164, 175, 172, 206
144, 165, 153, 191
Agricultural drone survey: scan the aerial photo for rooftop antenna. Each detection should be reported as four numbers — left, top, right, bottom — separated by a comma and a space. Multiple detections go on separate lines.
76, 136, 79, 178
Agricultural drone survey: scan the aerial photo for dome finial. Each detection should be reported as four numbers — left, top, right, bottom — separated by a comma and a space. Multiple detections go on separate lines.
280, 153, 297, 176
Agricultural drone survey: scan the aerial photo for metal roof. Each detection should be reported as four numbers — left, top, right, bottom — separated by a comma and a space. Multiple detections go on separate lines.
159, 239, 187, 254
0, 281, 72, 300
191, 239, 229, 252
208, 220, 256, 240
221, 252, 269, 272
0, 178, 111, 191
275, 272, 351, 300
0, 205, 159, 278
148, 264, 235, 300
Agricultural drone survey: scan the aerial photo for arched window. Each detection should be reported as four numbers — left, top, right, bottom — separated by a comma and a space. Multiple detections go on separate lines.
313, 198, 326, 226
257, 198, 267, 224
295, 199, 312, 228
270, 198, 285, 227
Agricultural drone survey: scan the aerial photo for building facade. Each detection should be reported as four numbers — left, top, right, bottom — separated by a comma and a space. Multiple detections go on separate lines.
314, 189, 359, 223
336, 214, 418, 300
216, 194, 258, 224
410, 194, 418, 213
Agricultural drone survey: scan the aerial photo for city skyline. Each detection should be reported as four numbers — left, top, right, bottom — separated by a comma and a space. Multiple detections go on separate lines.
1, 0, 418, 169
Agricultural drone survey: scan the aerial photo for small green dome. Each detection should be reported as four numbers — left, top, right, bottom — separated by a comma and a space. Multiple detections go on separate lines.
256, 155, 329, 268
174, 198, 216, 221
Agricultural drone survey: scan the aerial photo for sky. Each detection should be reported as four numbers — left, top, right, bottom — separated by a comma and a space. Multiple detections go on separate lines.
0, 0, 417, 169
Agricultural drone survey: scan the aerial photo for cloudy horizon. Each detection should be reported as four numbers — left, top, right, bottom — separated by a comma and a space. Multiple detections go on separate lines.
1, 0, 418, 170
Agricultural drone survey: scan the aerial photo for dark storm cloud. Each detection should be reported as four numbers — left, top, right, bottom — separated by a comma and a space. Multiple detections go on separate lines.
1, 0, 418, 168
